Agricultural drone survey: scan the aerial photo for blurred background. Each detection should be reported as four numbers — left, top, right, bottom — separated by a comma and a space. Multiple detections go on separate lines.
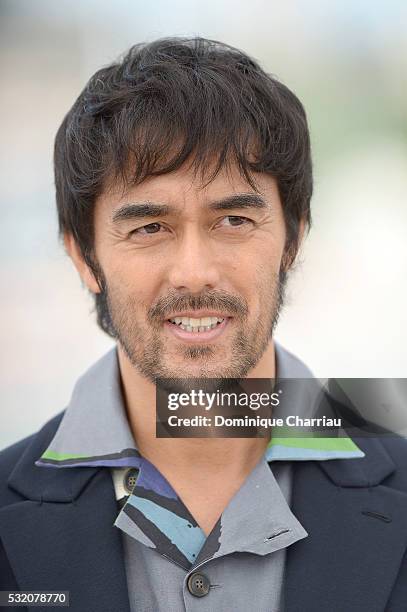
0, 0, 406, 449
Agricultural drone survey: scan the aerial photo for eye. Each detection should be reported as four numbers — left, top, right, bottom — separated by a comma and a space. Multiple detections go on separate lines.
218, 215, 254, 228
130, 222, 164, 236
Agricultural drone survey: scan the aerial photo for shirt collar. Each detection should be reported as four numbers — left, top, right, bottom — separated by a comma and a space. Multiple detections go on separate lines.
35, 344, 364, 569
36, 343, 364, 469
36, 348, 141, 469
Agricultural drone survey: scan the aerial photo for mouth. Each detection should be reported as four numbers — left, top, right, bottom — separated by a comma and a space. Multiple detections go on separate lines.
164, 314, 231, 342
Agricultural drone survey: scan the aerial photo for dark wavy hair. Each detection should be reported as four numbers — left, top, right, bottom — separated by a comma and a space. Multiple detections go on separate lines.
54, 36, 313, 335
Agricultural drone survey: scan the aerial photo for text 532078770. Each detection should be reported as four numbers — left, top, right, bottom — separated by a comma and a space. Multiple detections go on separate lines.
0, 592, 69, 607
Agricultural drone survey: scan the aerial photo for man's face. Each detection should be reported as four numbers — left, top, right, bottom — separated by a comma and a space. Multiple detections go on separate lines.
80, 162, 290, 385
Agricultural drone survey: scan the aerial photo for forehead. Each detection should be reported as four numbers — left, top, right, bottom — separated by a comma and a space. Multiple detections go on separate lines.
96, 161, 281, 216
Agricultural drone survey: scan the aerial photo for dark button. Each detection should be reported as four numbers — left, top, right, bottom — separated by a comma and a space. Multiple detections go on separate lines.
187, 572, 210, 597
123, 468, 139, 494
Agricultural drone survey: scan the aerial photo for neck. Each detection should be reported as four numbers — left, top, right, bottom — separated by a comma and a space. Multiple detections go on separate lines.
117, 341, 276, 476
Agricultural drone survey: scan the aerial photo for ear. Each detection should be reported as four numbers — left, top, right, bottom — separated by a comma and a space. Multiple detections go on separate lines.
64, 233, 101, 294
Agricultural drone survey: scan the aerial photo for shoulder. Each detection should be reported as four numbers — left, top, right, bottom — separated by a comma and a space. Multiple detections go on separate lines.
0, 411, 65, 508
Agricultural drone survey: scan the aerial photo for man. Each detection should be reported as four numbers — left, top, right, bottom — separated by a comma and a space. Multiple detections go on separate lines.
0, 37, 406, 612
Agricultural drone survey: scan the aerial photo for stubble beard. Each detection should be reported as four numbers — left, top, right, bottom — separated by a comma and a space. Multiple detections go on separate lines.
94, 267, 287, 394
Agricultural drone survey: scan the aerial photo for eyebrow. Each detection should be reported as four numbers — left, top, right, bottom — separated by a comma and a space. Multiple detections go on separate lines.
209, 193, 269, 212
111, 193, 269, 223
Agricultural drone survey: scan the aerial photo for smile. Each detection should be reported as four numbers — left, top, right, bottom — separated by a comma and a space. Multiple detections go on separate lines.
168, 316, 224, 332
164, 316, 230, 342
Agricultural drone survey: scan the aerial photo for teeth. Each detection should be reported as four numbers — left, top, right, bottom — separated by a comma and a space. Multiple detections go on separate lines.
169, 316, 225, 327
179, 323, 218, 332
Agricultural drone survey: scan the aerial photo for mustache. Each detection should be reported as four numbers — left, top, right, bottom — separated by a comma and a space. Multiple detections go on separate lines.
148, 290, 249, 322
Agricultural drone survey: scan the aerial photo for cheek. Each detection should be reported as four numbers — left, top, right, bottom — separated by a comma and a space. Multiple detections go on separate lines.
104, 254, 148, 291
245, 253, 284, 309
235, 243, 282, 282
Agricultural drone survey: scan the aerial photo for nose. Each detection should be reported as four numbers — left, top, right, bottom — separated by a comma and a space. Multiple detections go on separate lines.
167, 226, 221, 293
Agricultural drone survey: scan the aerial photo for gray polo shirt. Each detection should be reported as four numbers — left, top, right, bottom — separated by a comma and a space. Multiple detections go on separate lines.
36, 342, 364, 611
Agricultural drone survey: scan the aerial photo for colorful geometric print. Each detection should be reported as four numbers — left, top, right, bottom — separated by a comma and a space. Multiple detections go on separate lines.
36, 434, 364, 468
112, 456, 216, 569
264, 435, 364, 461
114, 456, 307, 570
119, 492, 205, 568
36, 448, 142, 468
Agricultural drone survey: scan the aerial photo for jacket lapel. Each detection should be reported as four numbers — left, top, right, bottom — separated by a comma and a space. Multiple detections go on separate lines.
0, 414, 130, 612
284, 435, 407, 612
